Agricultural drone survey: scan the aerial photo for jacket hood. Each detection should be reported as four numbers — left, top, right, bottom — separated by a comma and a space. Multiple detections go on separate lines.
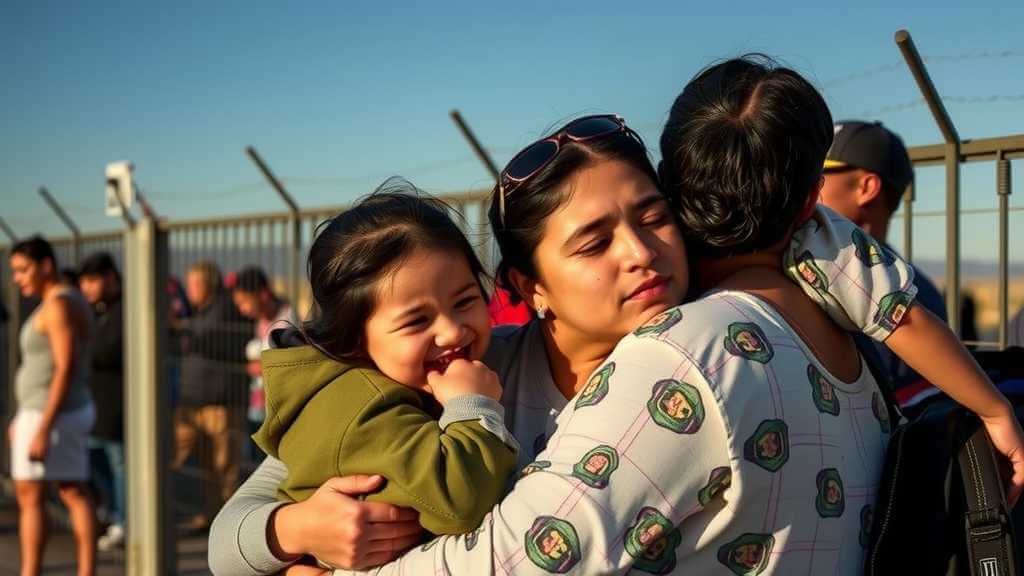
252, 344, 359, 458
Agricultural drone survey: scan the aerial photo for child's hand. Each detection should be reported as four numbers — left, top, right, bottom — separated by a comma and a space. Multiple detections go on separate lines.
979, 406, 1024, 508
427, 359, 502, 404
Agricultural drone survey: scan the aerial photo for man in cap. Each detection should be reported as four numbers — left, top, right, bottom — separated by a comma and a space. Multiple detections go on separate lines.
819, 120, 948, 408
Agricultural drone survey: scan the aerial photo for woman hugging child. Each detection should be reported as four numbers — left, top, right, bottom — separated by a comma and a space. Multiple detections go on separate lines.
252, 182, 519, 568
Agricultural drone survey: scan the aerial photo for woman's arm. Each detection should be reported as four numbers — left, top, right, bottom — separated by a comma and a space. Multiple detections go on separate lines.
30, 296, 78, 461
209, 456, 423, 575
208, 455, 294, 575
332, 332, 730, 575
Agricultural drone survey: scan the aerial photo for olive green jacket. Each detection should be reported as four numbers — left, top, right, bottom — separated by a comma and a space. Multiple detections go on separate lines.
252, 344, 517, 535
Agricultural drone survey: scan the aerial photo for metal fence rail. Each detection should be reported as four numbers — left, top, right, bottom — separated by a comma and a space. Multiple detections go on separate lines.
897, 133, 1022, 348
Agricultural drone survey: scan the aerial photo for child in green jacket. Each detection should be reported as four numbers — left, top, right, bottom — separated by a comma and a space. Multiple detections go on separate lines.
252, 184, 519, 558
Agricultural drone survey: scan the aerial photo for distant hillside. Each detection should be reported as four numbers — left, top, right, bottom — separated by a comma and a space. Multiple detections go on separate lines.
913, 259, 1024, 282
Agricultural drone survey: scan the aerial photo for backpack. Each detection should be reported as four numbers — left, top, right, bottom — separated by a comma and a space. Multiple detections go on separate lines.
863, 349, 1021, 576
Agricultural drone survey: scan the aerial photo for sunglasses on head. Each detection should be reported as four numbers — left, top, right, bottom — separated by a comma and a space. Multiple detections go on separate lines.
497, 114, 640, 228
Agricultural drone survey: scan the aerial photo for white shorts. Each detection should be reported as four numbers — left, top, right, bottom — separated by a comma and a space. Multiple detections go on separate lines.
10, 403, 95, 481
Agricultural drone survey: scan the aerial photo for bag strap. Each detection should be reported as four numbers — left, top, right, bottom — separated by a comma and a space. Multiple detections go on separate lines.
858, 349, 905, 428
958, 423, 1019, 576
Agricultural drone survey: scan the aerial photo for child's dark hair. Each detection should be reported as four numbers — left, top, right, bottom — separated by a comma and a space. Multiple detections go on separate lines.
659, 54, 833, 257
488, 122, 662, 304
302, 178, 488, 363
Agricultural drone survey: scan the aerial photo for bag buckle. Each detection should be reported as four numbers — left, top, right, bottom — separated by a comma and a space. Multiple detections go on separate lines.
965, 510, 1009, 543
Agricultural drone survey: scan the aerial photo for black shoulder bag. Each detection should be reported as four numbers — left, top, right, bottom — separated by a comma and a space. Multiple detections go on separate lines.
863, 357, 1020, 575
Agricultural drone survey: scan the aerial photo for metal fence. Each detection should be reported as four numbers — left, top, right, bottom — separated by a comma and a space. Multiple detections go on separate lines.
0, 31, 1021, 572
0, 189, 493, 572
0, 140, 1021, 571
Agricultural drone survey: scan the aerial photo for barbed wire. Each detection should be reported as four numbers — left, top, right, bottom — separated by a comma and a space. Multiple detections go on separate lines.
822, 49, 1024, 88
858, 93, 1024, 117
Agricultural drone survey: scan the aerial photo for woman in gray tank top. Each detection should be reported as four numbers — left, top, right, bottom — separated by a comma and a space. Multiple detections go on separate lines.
8, 236, 97, 576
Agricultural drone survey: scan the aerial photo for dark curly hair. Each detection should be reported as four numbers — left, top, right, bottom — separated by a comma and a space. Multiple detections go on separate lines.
658, 55, 833, 257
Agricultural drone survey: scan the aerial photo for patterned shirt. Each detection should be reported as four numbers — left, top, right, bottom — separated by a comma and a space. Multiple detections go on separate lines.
332, 206, 916, 575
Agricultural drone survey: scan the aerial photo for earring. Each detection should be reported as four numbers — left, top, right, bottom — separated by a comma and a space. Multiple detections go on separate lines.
536, 306, 547, 320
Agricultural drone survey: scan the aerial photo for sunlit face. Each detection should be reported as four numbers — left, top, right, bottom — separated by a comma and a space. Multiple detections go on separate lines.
186, 270, 211, 309
528, 160, 688, 345
364, 248, 491, 391
10, 253, 53, 297
79, 274, 106, 305
818, 169, 863, 224
232, 289, 263, 320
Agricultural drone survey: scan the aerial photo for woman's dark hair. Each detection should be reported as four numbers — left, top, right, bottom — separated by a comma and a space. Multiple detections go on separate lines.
659, 55, 834, 257
302, 178, 488, 363
488, 122, 661, 303
11, 236, 57, 269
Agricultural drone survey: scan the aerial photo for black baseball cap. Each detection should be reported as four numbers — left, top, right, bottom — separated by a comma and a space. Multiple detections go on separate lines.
824, 120, 913, 194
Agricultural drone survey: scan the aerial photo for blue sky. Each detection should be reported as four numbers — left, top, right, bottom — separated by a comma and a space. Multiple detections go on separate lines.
2, 0, 1023, 263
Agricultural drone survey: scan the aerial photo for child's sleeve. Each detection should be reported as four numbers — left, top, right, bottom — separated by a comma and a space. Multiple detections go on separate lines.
339, 390, 518, 535
785, 204, 919, 342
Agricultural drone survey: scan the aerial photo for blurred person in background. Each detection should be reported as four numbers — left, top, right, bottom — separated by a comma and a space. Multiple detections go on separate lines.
59, 267, 79, 289
173, 260, 250, 531
960, 292, 979, 344
230, 266, 295, 458
8, 236, 97, 576
166, 274, 193, 409
818, 120, 949, 409
78, 252, 126, 552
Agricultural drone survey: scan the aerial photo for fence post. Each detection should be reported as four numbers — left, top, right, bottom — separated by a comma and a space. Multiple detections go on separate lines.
449, 110, 501, 182
2, 252, 19, 474
0, 217, 17, 244
245, 146, 301, 306
450, 111, 501, 275
996, 155, 1011, 349
124, 217, 174, 575
895, 30, 961, 335
901, 182, 914, 262
38, 186, 83, 265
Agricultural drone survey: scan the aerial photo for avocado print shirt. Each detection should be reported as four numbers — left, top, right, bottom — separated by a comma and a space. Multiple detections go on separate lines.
330, 207, 912, 576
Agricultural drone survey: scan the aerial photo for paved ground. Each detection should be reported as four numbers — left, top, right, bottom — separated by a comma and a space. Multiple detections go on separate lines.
0, 489, 212, 575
